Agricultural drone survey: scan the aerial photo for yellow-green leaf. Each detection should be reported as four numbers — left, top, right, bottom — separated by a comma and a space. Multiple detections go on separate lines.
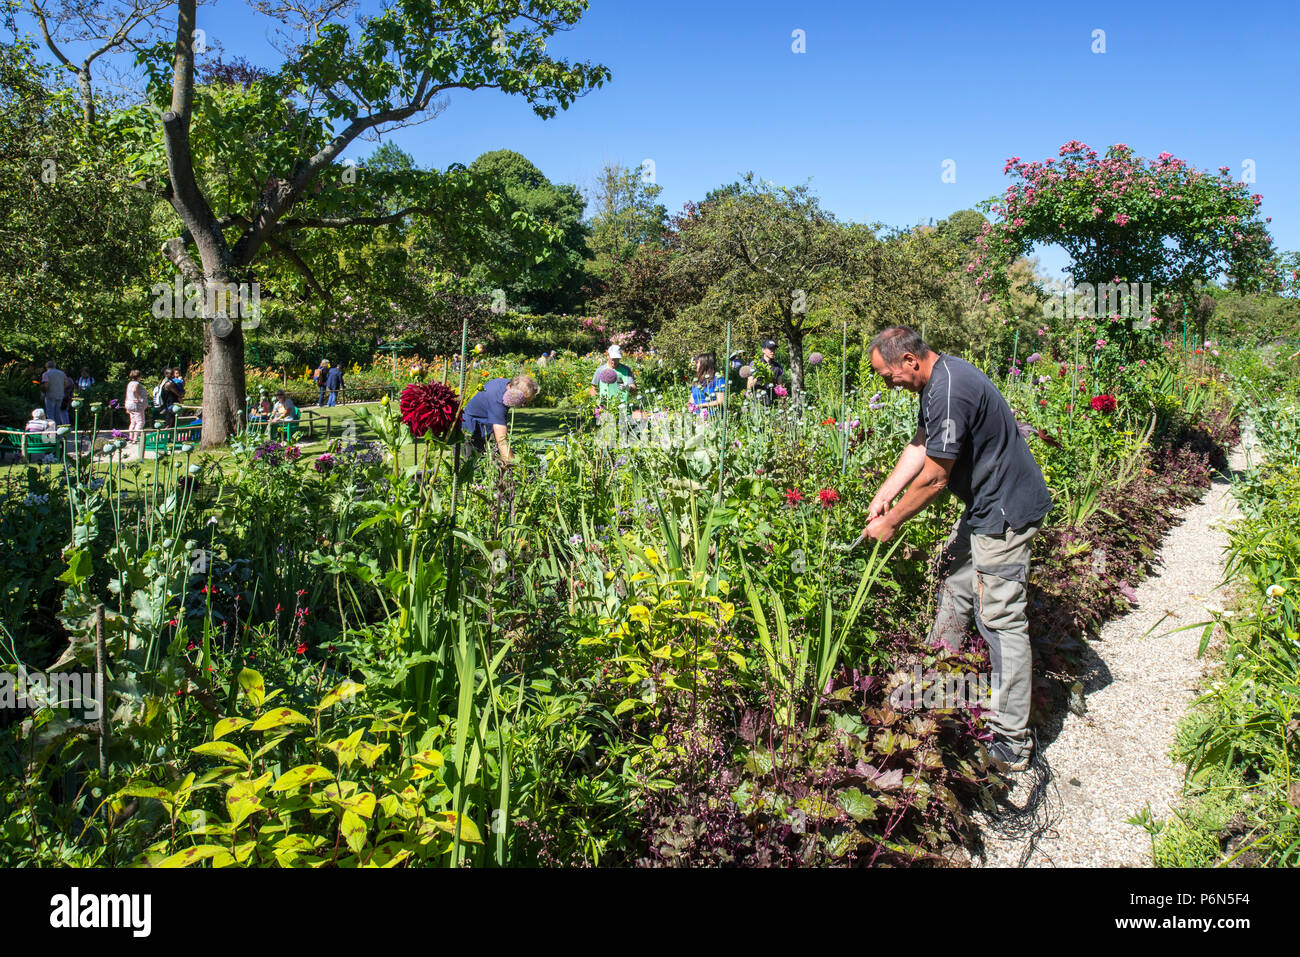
340, 809, 367, 854
613, 698, 637, 716
317, 680, 365, 711
356, 741, 388, 769
432, 811, 483, 844
323, 728, 364, 767
212, 716, 251, 740
226, 781, 266, 827
158, 845, 235, 868
370, 846, 411, 868
338, 792, 377, 819
190, 741, 250, 767
237, 668, 265, 708
270, 764, 333, 792
250, 707, 310, 732
411, 749, 444, 769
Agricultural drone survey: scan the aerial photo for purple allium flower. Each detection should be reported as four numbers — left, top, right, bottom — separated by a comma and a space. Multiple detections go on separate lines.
808, 352, 823, 366
1026, 352, 1042, 364
597, 367, 619, 385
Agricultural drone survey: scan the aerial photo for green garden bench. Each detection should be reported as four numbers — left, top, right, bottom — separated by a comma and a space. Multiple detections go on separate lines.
0, 429, 61, 463
143, 420, 201, 453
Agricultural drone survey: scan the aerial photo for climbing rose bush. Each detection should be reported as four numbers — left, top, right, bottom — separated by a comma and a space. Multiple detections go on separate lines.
974, 142, 1277, 304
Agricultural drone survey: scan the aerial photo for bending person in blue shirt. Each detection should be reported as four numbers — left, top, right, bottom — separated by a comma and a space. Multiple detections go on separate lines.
461, 374, 541, 468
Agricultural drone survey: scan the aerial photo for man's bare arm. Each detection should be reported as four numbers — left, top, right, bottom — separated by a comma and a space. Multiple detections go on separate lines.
868, 425, 927, 520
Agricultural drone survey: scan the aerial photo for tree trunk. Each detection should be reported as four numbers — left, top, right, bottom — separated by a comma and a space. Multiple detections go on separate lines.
198, 273, 248, 447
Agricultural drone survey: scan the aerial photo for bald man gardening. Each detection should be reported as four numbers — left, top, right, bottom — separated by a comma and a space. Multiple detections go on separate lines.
862, 326, 1052, 773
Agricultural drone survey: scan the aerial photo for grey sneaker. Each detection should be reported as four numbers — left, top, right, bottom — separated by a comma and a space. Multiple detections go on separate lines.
989, 740, 1031, 773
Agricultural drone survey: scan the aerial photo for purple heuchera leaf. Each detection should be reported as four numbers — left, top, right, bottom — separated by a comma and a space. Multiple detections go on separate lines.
855, 762, 905, 791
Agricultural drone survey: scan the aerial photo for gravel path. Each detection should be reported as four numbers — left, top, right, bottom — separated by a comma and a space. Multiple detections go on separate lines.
975, 432, 1257, 867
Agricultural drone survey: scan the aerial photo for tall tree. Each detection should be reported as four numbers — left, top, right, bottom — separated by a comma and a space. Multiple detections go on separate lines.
0, 34, 158, 363
656, 174, 858, 396
587, 161, 667, 267
466, 148, 588, 313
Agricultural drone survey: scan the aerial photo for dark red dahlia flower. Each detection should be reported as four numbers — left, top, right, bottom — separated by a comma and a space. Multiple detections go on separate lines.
400, 382, 463, 440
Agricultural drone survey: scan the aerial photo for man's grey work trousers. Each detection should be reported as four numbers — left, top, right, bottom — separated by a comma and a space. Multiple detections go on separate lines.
926, 511, 1039, 760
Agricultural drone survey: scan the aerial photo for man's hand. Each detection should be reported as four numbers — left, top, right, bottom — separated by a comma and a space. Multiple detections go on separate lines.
867, 492, 891, 521
864, 515, 897, 543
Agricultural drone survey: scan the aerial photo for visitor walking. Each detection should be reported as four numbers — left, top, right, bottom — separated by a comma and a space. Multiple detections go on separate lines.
313, 360, 330, 406
40, 361, 68, 425
324, 362, 344, 406
461, 374, 540, 470
862, 326, 1052, 773
689, 353, 727, 418
124, 370, 149, 439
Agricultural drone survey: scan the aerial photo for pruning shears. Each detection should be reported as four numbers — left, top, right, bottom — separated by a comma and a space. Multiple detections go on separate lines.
833, 530, 870, 553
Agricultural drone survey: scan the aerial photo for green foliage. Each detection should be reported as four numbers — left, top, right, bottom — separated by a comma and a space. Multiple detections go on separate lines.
1153, 376, 1300, 866
117, 671, 482, 867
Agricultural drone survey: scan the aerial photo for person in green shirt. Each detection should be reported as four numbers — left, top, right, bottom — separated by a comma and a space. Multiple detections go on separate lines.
588, 345, 645, 419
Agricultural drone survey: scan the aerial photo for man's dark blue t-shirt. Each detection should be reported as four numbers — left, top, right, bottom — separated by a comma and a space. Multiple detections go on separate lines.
462, 378, 509, 440
917, 353, 1052, 533
324, 367, 343, 390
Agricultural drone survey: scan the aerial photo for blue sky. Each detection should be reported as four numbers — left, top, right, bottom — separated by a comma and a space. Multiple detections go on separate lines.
23, 0, 1300, 280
